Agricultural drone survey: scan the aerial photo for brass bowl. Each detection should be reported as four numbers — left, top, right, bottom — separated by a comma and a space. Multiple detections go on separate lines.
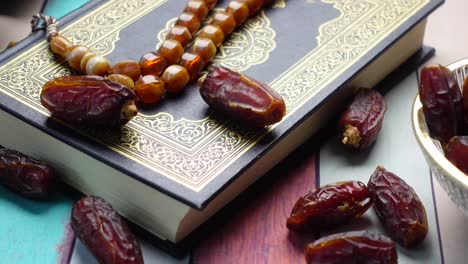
412, 59, 468, 215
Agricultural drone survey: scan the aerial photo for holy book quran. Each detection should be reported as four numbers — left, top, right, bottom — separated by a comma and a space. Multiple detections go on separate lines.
0, 0, 443, 252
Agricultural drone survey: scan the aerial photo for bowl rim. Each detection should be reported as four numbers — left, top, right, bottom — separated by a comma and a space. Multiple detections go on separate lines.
412, 59, 468, 189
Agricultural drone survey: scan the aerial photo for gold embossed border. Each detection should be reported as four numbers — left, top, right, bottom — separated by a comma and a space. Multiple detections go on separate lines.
0, 0, 429, 192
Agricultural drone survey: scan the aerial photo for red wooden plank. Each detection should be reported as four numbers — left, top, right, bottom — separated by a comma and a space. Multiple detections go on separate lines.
192, 147, 318, 263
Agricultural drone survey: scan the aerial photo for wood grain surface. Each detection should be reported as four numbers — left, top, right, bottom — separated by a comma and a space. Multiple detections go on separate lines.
192, 142, 318, 264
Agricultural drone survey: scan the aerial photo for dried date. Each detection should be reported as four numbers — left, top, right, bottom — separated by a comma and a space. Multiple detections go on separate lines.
199, 66, 286, 127
339, 89, 387, 149
444, 136, 468, 175
40, 75, 138, 127
462, 76, 468, 116
305, 231, 397, 264
286, 181, 372, 232
0, 146, 57, 198
368, 166, 428, 248
419, 65, 466, 143
71, 196, 144, 264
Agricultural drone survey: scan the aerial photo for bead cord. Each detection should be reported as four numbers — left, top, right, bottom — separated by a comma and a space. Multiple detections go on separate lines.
37, 0, 272, 105
31, 13, 58, 37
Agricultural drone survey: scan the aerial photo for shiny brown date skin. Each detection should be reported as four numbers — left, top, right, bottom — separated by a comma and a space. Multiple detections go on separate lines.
462, 77, 468, 116
368, 166, 428, 248
0, 146, 57, 198
305, 231, 397, 264
339, 89, 387, 149
41, 75, 137, 127
286, 181, 372, 233
71, 196, 144, 264
199, 66, 286, 127
444, 136, 468, 175
419, 65, 466, 143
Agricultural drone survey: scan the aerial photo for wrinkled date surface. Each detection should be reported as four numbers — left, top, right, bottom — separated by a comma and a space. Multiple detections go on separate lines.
305, 231, 397, 264
368, 166, 428, 248
444, 136, 468, 175
286, 181, 372, 232
71, 196, 144, 264
199, 66, 286, 127
41, 75, 138, 127
0, 146, 57, 198
339, 89, 387, 149
419, 65, 466, 143
462, 76, 468, 115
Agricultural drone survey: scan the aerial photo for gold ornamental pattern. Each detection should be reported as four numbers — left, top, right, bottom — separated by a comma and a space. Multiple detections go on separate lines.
270, 0, 428, 116
0, 0, 430, 191
273, 0, 286, 8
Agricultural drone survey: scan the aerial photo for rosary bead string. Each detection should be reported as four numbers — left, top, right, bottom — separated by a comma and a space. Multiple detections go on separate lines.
155, 0, 272, 96
138, 0, 218, 78
37, 0, 272, 105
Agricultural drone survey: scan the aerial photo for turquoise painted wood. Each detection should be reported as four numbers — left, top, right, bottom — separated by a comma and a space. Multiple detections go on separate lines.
0, 2, 90, 264
43, 0, 90, 18
0, 187, 74, 263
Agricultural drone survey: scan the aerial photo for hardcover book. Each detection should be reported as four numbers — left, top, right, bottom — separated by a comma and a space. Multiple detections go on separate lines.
0, 0, 443, 251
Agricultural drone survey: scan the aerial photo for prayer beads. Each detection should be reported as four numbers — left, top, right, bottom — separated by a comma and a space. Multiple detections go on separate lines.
199, 25, 225, 47
41, 0, 273, 113
139, 52, 167, 76
158, 40, 184, 65
179, 52, 205, 82
111, 61, 141, 82
162, 65, 190, 94
135, 75, 166, 104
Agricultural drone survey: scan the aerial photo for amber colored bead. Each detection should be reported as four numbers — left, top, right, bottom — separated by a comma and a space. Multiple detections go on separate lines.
139, 52, 167, 76
203, 0, 218, 9
184, 0, 209, 21
166, 25, 193, 47
135, 75, 165, 104
158, 39, 184, 66
67, 45, 90, 72
226, 1, 250, 25
161, 65, 190, 94
176, 12, 201, 36
240, 0, 263, 16
212, 12, 237, 35
108, 74, 135, 89
111, 60, 141, 81
191, 38, 217, 63
85, 55, 111, 76
80, 52, 97, 72
199, 25, 225, 47
179, 52, 205, 82
50, 35, 73, 57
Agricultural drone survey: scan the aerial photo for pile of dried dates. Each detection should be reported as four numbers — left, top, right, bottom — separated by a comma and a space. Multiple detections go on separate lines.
287, 87, 429, 262
4, 62, 431, 263
287, 166, 428, 263
419, 64, 468, 175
